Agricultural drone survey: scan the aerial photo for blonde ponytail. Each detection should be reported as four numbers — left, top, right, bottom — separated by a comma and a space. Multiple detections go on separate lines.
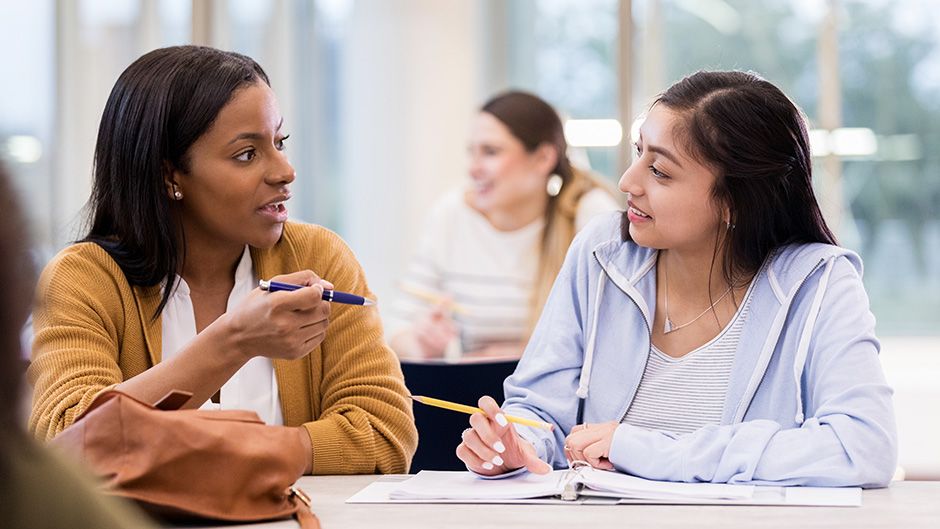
528, 166, 615, 331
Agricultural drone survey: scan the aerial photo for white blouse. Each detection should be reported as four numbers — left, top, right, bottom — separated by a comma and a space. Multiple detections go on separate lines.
161, 246, 284, 425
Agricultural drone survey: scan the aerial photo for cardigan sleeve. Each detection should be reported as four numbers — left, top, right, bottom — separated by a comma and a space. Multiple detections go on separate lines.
27, 245, 131, 441
297, 228, 418, 474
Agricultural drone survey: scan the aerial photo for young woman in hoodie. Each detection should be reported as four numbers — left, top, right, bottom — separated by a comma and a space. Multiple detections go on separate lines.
455, 70, 897, 488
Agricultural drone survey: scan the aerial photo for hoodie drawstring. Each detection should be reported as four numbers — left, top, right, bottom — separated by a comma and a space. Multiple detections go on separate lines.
576, 269, 608, 404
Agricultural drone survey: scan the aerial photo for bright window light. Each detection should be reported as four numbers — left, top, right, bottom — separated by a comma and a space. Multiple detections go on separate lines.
808, 129, 831, 156
830, 127, 878, 156
564, 119, 623, 148
808, 127, 878, 157
5, 135, 42, 164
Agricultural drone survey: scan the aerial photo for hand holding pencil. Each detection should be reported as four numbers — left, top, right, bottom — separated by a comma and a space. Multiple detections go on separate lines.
451, 395, 553, 477
399, 284, 462, 359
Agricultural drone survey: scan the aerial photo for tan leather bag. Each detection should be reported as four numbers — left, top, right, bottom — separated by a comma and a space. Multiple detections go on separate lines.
51, 389, 320, 528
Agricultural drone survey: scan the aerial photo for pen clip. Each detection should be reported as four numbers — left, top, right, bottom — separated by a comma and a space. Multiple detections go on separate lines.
557, 460, 589, 501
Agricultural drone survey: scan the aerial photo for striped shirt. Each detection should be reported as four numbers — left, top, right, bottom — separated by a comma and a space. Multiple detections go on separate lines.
622, 283, 755, 435
387, 188, 619, 355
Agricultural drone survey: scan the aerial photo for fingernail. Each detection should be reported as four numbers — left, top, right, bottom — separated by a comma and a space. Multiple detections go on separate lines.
492, 455, 504, 466
493, 441, 506, 453
482, 462, 494, 470
495, 413, 508, 427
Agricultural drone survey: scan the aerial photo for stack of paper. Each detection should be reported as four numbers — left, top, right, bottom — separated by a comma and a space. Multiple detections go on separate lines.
347, 468, 862, 507
388, 468, 752, 502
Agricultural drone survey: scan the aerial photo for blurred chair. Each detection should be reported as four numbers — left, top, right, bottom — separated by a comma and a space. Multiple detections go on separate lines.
401, 359, 518, 472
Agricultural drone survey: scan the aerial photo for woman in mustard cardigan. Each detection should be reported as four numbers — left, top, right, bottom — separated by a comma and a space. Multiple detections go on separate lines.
28, 45, 417, 475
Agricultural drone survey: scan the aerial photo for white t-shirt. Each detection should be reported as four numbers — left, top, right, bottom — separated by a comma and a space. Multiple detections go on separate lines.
161, 246, 284, 425
387, 187, 620, 355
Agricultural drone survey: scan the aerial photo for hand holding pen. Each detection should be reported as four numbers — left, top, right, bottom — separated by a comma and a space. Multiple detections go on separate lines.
222, 270, 332, 362
259, 279, 376, 306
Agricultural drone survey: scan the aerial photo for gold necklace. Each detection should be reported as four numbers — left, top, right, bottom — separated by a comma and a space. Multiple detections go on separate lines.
662, 256, 732, 334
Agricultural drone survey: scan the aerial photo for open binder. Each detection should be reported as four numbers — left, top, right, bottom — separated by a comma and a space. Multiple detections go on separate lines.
347, 462, 862, 507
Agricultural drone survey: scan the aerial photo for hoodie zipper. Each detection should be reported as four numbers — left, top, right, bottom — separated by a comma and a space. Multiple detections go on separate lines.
589, 250, 654, 424
731, 257, 826, 423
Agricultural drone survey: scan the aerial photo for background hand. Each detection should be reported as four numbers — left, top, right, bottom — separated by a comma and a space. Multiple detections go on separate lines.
411, 304, 458, 358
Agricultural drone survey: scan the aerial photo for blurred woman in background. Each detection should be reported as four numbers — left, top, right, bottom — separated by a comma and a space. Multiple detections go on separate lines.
389, 91, 619, 360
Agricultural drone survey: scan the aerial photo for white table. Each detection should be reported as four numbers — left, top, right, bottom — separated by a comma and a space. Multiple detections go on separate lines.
170, 476, 940, 529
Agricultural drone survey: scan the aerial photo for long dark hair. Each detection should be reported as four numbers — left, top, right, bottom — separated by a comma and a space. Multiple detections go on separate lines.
0, 163, 35, 444
482, 91, 613, 328
84, 45, 270, 318
622, 70, 837, 286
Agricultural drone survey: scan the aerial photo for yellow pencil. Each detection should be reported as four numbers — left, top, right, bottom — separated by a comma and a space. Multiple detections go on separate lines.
411, 395, 554, 431
399, 284, 469, 315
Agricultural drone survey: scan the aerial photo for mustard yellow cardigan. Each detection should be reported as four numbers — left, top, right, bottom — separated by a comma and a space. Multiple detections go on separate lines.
28, 222, 417, 474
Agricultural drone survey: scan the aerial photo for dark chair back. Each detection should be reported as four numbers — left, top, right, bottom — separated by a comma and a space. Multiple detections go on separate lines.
401, 359, 518, 472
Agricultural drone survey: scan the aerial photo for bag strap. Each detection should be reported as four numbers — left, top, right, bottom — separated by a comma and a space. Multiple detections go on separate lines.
153, 390, 194, 411
290, 487, 321, 529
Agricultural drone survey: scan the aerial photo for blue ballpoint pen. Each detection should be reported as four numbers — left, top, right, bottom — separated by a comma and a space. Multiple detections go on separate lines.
258, 279, 376, 306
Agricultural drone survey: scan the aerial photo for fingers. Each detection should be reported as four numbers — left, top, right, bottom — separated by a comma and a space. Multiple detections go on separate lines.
566, 441, 587, 465
413, 309, 457, 356
298, 299, 332, 326
477, 396, 505, 425
267, 271, 343, 312
272, 283, 325, 312
414, 328, 450, 356
271, 270, 321, 287
476, 396, 550, 473
462, 421, 504, 470
583, 440, 614, 470
565, 422, 617, 470
520, 441, 553, 474
453, 396, 555, 477
456, 432, 499, 475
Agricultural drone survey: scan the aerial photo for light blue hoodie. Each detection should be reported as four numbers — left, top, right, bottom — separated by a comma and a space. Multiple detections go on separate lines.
502, 212, 897, 488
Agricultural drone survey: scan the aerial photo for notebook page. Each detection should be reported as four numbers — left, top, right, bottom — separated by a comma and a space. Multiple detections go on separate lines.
389, 470, 564, 500
580, 467, 754, 500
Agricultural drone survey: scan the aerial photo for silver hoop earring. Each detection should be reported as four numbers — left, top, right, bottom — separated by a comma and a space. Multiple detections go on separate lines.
546, 174, 563, 197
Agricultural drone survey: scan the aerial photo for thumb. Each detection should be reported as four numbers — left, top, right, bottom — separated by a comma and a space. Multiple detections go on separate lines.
503, 424, 550, 474
521, 441, 552, 474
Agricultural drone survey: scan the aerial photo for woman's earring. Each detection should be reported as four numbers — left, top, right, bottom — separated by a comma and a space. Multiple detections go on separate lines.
546, 174, 563, 197
173, 186, 183, 200
726, 220, 735, 230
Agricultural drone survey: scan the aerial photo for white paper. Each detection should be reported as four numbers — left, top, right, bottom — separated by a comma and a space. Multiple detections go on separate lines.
389, 470, 562, 500
386, 469, 751, 502
359, 470, 861, 507
578, 467, 753, 500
